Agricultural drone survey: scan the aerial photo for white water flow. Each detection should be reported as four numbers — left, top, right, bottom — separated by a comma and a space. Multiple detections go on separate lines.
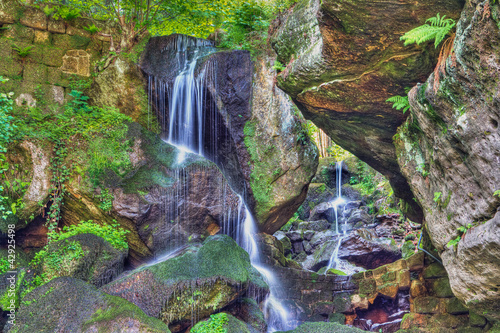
239, 197, 293, 332
149, 35, 293, 332
326, 161, 347, 272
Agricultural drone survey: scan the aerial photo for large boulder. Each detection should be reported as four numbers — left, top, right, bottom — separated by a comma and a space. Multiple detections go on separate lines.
394, 0, 500, 320
101, 235, 268, 328
339, 229, 401, 269
140, 35, 318, 233
4, 277, 170, 333
34, 233, 127, 287
270, 0, 464, 222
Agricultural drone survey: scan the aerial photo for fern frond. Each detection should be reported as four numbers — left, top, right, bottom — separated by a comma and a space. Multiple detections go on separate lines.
386, 95, 410, 114
401, 13, 456, 48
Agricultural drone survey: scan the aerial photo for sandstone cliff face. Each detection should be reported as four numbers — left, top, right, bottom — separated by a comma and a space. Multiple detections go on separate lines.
395, 0, 500, 320
270, 0, 464, 222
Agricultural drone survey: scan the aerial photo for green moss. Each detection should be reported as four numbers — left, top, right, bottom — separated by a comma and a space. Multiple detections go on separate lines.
327, 268, 347, 276
243, 120, 276, 220
83, 293, 170, 332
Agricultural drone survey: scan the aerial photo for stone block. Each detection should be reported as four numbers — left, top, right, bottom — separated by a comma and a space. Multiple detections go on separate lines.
0, 6, 16, 24
400, 313, 430, 330
373, 265, 387, 279
429, 313, 468, 329
444, 297, 469, 315
20, 7, 47, 30
15, 93, 36, 107
423, 262, 447, 279
48, 18, 65, 34
4, 24, 34, 43
386, 258, 407, 272
332, 292, 351, 312
61, 49, 90, 77
313, 301, 334, 315
407, 251, 425, 271
350, 294, 369, 310
414, 296, 440, 314
23, 63, 48, 83
0, 57, 22, 77
47, 67, 70, 87
358, 278, 376, 295
66, 25, 91, 38
469, 312, 487, 327
429, 277, 454, 298
377, 282, 399, 299
410, 279, 427, 298
398, 270, 411, 290
51, 85, 64, 105
34, 30, 51, 44
378, 270, 396, 285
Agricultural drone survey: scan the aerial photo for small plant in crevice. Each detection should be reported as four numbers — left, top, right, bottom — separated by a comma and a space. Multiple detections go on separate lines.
446, 223, 473, 249
400, 13, 456, 91
97, 188, 114, 213
272, 60, 286, 72
83, 24, 101, 34
386, 87, 411, 114
46, 139, 70, 241
12, 44, 33, 61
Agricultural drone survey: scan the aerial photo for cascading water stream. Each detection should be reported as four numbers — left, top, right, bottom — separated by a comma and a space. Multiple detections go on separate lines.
148, 34, 293, 332
325, 161, 347, 272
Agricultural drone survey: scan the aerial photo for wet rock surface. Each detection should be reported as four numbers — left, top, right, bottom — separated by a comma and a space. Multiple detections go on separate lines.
101, 235, 268, 328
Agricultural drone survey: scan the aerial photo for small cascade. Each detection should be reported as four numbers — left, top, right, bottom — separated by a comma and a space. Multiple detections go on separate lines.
147, 34, 294, 332
238, 197, 293, 332
325, 161, 348, 273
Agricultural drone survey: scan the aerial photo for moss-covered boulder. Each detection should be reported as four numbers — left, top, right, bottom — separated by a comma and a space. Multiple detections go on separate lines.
101, 235, 268, 327
34, 233, 127, 287
276, 321, 367, 333
4, 277, 170, 333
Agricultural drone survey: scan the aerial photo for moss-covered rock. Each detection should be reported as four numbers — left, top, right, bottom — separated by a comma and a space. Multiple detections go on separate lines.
191, 313, 250, 333
101, 235, 268, 327
276, 321, 366, 333
4, 277, 170, 333
34, 233, 127, 288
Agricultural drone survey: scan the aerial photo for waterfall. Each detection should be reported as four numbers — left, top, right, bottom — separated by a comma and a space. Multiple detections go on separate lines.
325, 161, 347, 272
147, 34, 293, 332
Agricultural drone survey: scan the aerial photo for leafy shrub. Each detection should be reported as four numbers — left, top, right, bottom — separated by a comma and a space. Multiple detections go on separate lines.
12, 44, 33, 58
401, 13, 456, 48
50, 220, 129, 250
83, 24, 101, 34
191, 313, 228, 333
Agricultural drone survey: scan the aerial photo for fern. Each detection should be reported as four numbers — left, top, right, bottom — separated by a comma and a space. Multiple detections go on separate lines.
386, 95, 410, 114
401, 13, 456, 48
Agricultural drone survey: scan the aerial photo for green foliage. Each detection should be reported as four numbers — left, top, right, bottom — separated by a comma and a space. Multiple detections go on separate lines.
218, 0, 270, 55
433, 191, 442, 203
272, 60, 285, 72
0, 257, 9, 275
12, 44, 33, 58
386, 91, 410, 114
494, 190, 500, 197
400, 13, 456, 48
50, 220, 129, 250
328, 142, 353, 161
191, 312, 228, 333
42, 5, 56, 17
83, 24, 101, 34
446, 223, 473, 249
281, 212, 301, 232
0, 77, 15, 220
97, 188, 114, 213
53, 6, 81, 21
